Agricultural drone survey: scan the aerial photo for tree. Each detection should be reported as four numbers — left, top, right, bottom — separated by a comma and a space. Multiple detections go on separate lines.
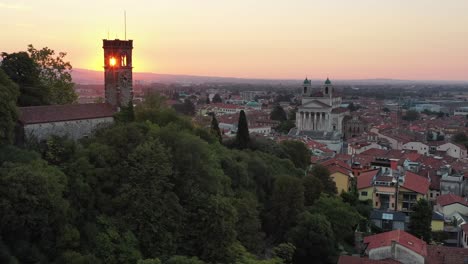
205, 96, 210, 104
402, 110, 420, 121
0, 160, 68, 262
303, 175, 323, 206
115, 101, 135, 123
270, 105, 287, 121
310, 195, 362, 245
210, 114, 222, 143
310, 165, 337, 195
287, 212, 336, 264
276, 120, 295, 134
265, 176, 304, 242
232, 193, 264, 254
408, 199, 432, 243
120, 139, 183, 257
382, 107, 390, 113
280, 140, 311, 169
27, 44, 77, 104
236, 110, 250, 149
212, 94, 222, 103
1, 51, 49, 106
272, 243, 295, 264
347, 103, 359, 112
173, 99, 196, 116
0, 68, 19, 145
453, 132, 468, 144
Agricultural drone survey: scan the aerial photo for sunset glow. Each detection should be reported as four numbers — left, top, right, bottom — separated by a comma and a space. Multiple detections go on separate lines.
2, 0, 468, 80
109, 57, 116, 67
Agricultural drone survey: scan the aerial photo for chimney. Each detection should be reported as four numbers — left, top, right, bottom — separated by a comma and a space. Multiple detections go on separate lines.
390, 159, 398, 171
391, 240, 397, 259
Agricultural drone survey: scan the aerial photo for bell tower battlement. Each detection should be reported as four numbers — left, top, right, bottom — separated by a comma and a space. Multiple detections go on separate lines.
103, 39, 133, 108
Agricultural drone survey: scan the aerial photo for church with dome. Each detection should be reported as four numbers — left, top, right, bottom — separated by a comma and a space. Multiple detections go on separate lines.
289, 78, 349, 152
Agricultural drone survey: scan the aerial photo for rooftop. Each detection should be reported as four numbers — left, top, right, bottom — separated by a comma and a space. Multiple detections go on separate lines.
19, 103, 116, 124
363, 230, 427, 257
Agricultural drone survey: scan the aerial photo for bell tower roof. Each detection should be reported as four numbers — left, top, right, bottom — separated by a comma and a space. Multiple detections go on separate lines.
303, 77, 311, 85
325, 78, 332, 85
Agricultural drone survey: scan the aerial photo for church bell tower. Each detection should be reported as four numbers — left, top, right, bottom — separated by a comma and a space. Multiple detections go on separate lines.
103, 39, 133, 108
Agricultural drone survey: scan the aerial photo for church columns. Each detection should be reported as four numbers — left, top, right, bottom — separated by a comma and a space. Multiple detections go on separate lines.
296, 112, 301, 130
312, 112, 315, 130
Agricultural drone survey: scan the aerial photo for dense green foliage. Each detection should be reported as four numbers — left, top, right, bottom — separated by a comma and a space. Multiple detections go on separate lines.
409, 199, 432, 243
0, 92, 364, 263
0, 69, 20, 145
402, 110, 420, 121
1, 45, 78, 106
1, 51, 50, 106
236, 110, 250, 149
270, 106, 287, 121
27, 44, 78, 104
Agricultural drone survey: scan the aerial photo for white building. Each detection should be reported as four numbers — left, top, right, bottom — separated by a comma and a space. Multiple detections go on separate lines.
289, 78, 349, 152
402, 141, 430, 155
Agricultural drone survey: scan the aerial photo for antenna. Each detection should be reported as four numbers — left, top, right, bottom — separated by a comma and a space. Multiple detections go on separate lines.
124, 10, 127, 40
107, 28, 110, 39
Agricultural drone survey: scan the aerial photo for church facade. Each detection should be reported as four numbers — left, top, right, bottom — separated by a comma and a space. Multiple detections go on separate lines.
289, 78, 349, 152
17, 39, 134, 142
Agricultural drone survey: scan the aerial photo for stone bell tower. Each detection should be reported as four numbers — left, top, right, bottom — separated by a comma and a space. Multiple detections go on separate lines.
103, 39, 133, 108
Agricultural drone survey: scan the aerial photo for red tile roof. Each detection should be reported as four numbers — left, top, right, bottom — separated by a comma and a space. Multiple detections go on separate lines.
337, 256, 400, 264
360, 148, 388, 157
426, 245, 468, 264
364, 230, 427, 257
19, 103, 116, 124
436, 193, 468, 207
321, 158, 352, 170
401, 171, 430, 194
357, 169, 379, 189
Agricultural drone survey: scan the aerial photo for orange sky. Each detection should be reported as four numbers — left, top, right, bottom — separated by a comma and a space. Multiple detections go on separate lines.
2, 0, 468, 80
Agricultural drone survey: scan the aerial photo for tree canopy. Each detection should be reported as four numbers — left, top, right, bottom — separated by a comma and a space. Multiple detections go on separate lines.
0, 68, 19, 145
408, 199, 432, 243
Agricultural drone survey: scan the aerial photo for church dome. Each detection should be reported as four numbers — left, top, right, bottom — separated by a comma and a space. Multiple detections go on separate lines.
324, 78, 332, 85
303, 77, 311, 85
246, 101, 260, 107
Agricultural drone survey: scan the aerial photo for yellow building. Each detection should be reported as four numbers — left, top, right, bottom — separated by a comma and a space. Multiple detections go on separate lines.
321, 159, 354, 194
357, 170, 379, 201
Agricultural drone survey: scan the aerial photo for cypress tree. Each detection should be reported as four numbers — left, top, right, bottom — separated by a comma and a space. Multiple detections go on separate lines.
210, 114, 222, 143
236, 110, 250, 149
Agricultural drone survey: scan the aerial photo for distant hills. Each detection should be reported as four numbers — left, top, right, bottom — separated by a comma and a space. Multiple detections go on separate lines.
71, 68, 468, 85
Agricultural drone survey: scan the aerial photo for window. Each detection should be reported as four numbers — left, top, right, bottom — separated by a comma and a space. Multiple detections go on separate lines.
361, 191, 368, 196
375, 202, 379, 207
121, 54, 127, 66
391, 203, 394, 208
430, 193, 433, 198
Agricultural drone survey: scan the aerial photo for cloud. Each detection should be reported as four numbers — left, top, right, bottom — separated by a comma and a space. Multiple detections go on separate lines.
0, 2, 30, 10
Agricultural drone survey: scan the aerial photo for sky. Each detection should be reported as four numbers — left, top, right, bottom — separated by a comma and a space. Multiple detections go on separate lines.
2, 0, 468, 80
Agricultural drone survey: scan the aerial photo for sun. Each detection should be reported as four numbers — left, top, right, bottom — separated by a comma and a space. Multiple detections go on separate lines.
109, 57, 117, 67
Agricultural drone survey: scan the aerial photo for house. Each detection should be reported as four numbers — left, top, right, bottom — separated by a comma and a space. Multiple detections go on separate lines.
432, 211, 445, 232
402, 141, 430, 155
363, 230, 427, 263
370, 210, 406, 231
437, 142, 467, 159
341, 232, 468, 263
462, 224, 468, 248
435, 193, 468, 219
357, 165, 430, 212
18, 103, 115, 141
397, 171, 430, 212
320, 158, 354, 193
357, 169, 379, 201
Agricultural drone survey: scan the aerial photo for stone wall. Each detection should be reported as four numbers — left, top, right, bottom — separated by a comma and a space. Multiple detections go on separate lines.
24, 117, 114, 141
